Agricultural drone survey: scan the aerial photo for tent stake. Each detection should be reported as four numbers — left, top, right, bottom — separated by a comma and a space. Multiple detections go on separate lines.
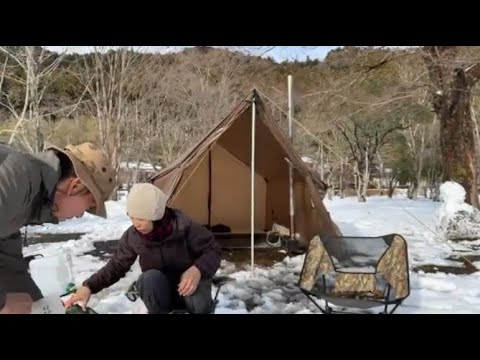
288, 75, 295, 240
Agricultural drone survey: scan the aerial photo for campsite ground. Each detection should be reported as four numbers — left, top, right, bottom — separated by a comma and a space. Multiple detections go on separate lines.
23, 192, 480, 314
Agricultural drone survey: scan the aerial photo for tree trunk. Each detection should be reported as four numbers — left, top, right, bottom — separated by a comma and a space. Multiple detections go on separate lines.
423, 46, 479, 208
433, 180, 442, 202
354, 161, 364, 202
409, 182, 419, 200
388, 176, 397, 198
320, 145, 324, 181
438, 70, 479, 208
427, 166, 437, 200
360, 146, 369, 201
110, 146, 120, 201
472, 103, 480, 150
339, 158, 344, 198
327, 185, 334, 200
422, 180, 428, 198
415, 130, 425, 199
361, 171, 369, 201
377, 152, 384, 193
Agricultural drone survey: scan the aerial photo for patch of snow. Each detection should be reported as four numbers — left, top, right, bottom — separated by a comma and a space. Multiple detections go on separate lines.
301, 156, 314, 164
119, 161, 159, 171
437, 181, 480, 241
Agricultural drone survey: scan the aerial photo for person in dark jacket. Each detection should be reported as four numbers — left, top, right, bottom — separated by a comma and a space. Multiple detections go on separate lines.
0, 142, 116, 314
65, 183, 222, 314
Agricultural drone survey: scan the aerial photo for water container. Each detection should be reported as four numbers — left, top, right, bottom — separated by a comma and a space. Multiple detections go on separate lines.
29, 250, 74, 297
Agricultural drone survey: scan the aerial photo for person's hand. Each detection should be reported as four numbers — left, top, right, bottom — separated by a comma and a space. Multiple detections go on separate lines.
0, 293, 33, 314
178, 265, 201, 296
63, 286, 91, 310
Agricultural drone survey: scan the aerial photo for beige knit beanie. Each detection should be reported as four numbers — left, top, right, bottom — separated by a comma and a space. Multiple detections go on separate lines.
127, 183, 168, 221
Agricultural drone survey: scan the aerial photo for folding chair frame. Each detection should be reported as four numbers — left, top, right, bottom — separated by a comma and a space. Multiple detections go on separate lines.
298, 233, 410, 315
301, 285, 405, 315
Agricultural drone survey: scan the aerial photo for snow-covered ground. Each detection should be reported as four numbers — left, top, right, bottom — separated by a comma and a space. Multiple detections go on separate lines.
119, 161, 159, 171
23, 191, 480, 314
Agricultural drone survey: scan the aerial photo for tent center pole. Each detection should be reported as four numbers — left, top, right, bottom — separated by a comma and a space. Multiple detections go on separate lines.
250, 93, 257, 277
288, 75, 295, 240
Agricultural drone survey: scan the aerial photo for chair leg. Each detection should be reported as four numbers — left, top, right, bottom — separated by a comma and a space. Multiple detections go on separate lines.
208, 283, 225, 313
210, 275, 237, 313
388, 301, 402, 314
324, 301, 333, 314
210, 299, 219, 314
303, 292, 331, 314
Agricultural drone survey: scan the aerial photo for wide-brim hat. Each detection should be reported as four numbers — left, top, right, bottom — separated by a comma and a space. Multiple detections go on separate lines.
47, 143, 115, 218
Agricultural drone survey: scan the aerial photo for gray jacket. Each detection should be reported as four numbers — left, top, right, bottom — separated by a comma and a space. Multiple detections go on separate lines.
0, 144, 61, 272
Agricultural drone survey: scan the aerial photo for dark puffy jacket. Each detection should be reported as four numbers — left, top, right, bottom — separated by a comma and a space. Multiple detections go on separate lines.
84, 209, 222, 294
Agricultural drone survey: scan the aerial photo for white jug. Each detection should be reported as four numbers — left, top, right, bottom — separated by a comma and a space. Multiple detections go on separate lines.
29, 250, 74, 297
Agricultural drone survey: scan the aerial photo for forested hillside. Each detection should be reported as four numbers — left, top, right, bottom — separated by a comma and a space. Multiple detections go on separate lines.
1, 46, 479, 204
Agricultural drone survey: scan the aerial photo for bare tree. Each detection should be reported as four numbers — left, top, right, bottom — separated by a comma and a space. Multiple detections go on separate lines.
0, 46, 66, 152
120, 47, 248, 174
402, 121, 426, 199
77, 46, 146, 199
164, 49, 246, 156
120, 55, 172, 175
336, 113, 407, 202
424, 120, 443, 201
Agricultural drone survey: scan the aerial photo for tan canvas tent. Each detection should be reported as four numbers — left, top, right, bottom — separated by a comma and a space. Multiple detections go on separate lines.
150, 89, 341, 249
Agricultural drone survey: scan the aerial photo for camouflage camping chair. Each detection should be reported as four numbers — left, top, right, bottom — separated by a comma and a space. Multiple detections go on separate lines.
298, 234, 410, 314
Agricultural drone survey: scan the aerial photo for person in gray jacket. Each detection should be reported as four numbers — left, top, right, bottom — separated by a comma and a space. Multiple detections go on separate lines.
0, 142, 115, 314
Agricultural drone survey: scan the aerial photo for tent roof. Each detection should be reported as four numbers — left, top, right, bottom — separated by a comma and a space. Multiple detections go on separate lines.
150, 88, 327, 191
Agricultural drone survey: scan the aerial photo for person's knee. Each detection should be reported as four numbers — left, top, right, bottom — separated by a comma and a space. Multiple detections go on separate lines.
184, 281, 213, 314
137, 270, 169, 292
136, 270, 173, 314
138, 269, 167, 285
184, 297, 212, 314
